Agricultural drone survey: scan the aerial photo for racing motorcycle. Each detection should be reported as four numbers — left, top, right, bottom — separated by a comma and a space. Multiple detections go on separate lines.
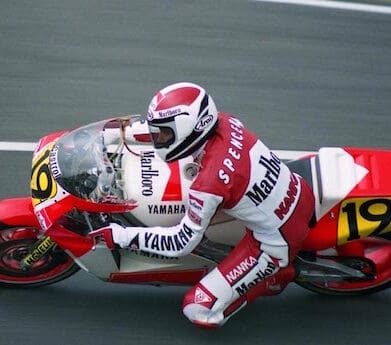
0, 115, 390, 296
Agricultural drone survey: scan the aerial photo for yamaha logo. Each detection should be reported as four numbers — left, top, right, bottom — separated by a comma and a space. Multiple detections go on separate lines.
195, 114, 213, 132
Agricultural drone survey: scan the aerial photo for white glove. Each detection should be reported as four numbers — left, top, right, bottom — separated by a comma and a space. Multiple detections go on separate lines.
110, 222, 139, 249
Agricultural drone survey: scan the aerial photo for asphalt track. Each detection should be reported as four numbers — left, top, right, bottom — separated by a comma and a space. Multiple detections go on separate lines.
0, 1, 390, 344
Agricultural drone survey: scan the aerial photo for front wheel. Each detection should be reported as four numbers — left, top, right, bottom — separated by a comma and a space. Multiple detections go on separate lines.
0, 227, 79, 288
295, 238, 391, 296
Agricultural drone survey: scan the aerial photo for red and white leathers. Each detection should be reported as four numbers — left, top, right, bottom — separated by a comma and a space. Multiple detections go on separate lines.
111, 113, 315, 327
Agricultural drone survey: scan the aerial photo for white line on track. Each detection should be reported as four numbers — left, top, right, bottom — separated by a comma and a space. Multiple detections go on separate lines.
251, 0, 391, 14
0, 141, 315, 161
0, 141, 37, 152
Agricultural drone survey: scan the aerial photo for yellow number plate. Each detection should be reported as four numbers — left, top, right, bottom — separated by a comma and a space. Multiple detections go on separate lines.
338, 197, 391, 245
31, 144, 57, 206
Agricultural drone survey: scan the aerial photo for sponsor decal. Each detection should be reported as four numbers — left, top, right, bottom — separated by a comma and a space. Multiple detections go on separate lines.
245, 152, 281, 206
188, 193, 204, 211
148, 204, 186, 215
218, 117, 244, 185
158, 107, 182, 119
194, 114, 214, 132
225, 256, 258, 285
23, 237, 55, 266
140, 151, 159, 197
35, 209, 53, 230
144, 224, 194, 252
274, 173, 299, 220
235, 261, 277, 296
194, 287, 213, 304
187, 208, 202, 226
49, 145, 61, 179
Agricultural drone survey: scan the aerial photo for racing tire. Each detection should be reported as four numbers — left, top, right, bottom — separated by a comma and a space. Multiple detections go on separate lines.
0, 235, 79, 288
295, 276, 391, 296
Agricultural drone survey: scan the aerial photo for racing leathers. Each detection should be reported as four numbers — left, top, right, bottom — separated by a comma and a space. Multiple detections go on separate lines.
107, 113, 315, 327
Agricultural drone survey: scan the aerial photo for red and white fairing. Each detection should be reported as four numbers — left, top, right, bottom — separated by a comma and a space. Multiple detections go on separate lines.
31, 117, 200, 230
302, 147, 391, 250
121, 150, 193, 227
28, 116, 235, 283
27, 114, 391, 287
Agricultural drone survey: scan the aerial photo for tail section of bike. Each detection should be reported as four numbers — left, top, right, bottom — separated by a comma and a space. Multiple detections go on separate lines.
0, 197, 79, 287
288, 147, 391, 296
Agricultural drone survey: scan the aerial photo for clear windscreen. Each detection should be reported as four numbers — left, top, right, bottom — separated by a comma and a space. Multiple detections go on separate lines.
53, 116, 146, 203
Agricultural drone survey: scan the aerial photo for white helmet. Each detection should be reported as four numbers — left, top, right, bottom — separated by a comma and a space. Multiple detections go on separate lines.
147, 82, 219, 162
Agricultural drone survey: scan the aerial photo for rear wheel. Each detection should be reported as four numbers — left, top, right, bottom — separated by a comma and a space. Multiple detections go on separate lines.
0, 227, 79, 288
295, 238, 391, 296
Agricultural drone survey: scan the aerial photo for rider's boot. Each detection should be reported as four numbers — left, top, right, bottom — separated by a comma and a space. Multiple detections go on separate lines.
182, 265, 296, 328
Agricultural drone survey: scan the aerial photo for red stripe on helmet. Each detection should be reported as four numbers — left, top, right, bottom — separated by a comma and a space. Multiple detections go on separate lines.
156, 91, 164, 103
155, 87, 200, 111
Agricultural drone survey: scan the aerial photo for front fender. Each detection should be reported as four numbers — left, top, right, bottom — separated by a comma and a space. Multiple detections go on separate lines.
0, 197, 40, 229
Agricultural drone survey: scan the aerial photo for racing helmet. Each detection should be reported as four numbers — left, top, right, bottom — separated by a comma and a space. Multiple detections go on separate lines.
147, 82, 219, 162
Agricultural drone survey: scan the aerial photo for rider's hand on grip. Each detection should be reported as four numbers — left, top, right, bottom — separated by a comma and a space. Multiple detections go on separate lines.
89, 226, 117, 249
90, 223, 139, 249
109, 222, 140, 249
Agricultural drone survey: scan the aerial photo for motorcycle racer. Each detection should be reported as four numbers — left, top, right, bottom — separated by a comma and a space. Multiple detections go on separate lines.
97, 82, 315, 327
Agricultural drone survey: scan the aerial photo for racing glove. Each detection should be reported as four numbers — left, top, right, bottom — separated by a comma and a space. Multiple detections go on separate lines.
89, 223, 138, 250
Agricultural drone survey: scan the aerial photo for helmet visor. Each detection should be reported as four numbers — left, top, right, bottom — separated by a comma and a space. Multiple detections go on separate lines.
149, 125, 175, 149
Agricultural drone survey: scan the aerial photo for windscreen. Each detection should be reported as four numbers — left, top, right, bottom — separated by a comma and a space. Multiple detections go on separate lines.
53, 119, 126, 203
